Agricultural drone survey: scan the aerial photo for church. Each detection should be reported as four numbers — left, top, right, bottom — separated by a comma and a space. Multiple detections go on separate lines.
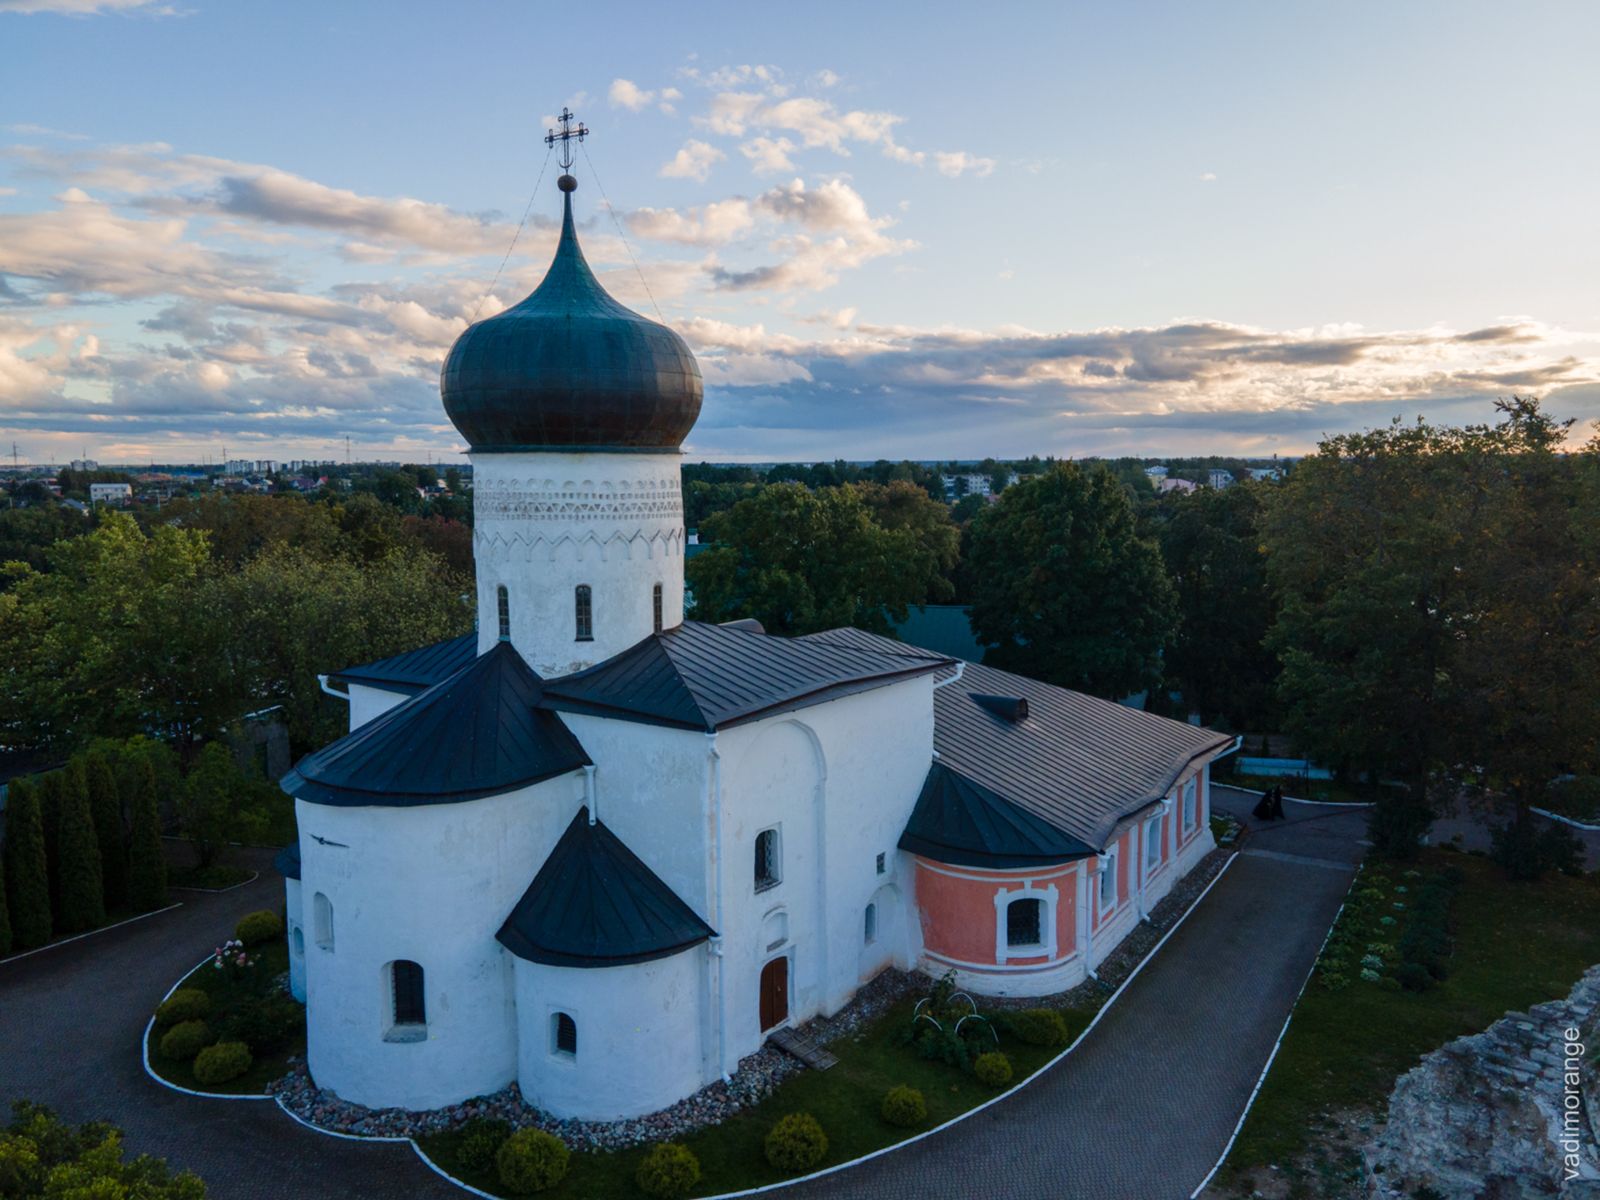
274, 121, 1233, 1123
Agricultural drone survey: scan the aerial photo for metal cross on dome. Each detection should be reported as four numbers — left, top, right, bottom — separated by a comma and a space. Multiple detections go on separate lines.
544, 107, 588, 172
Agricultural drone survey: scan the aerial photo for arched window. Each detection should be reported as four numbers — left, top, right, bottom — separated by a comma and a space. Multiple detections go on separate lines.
313, 892, 334, 950
574, 585, 593, 642
1005, 897, 1042, 949
754, 827, 781, 891
496, 585, 510, 642
291, 926, 304, 957
1145, 812, 1164, 868
551, 1011, 577, 1058
652, 582, 664, 633
1099, 849, 1118, 912
863, 902, 877, 945
391, 960, 426, 1026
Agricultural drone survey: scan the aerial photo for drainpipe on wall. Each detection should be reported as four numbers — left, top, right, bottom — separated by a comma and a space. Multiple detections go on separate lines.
583, 765, 597, 825
705, 733, 730, 1082
1083, 855, 1100, 979
316, 673, 346, 701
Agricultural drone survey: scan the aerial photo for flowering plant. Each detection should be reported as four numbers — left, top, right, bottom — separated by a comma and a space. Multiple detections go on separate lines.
211, 938, 258, 979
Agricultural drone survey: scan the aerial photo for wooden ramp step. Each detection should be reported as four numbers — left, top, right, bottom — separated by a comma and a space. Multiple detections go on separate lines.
767, 1026, 838, 1070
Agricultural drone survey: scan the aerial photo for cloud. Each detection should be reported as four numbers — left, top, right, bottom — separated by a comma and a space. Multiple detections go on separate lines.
738, 137, 797, 175
933, 151, 996, 178
608, 78, 683, 115
659, 140, 725, 182
1199, 171, 1217, 182
626, 197, 754, 246
0, 0, 179, 13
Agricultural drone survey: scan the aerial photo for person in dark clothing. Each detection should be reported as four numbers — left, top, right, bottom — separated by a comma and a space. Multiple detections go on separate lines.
1268, 784, 1287, 820
1252, 788, 1275, 820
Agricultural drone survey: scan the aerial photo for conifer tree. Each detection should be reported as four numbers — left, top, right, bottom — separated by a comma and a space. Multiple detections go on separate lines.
38, 768, 64, 923
84, 751, 128, 910
126, 752, 168, 912
3, 776, 52, 949
0, 851, 12, 957
55, 761, 106, 933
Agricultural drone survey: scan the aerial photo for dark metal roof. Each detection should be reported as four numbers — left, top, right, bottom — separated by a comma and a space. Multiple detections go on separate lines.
327, 632, 478, 696
282, 641, 590, 807
539, 621, 950, 732
931, 660, 1232, 850
273, 841, 301, 880
440, 188, 702, 453
496, 807, 714, 967
899, 763, 1095, 869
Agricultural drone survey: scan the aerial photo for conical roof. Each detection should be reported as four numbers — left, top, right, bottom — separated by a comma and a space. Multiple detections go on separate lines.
440, 185, 702, 452
497, 807, 714, 967
281, 641, 590, 807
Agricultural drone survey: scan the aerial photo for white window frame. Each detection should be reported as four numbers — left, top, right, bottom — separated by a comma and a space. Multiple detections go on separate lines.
550, 1010, 577, 1061
1182, 778, 1198, 834
383, 959, 427, 1043
754, 825, 782, 893
1098, 848, 1118, 914
992, 883, 1059, 964
863, 902, 877, 945
1145, 813, 1164, 870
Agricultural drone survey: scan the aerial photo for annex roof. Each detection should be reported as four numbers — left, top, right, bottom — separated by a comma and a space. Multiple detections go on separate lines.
496, 807, 715, 968
282, 641, 590, 807
326, 631, 478, 696
898, 762, 1096, 869
538, 620, 950, 732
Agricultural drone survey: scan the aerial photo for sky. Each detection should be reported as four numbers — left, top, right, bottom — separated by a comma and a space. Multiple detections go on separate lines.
2, 0, 1599, 465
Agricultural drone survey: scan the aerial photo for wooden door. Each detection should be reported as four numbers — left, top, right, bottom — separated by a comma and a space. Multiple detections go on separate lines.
760, 955, 789, 1031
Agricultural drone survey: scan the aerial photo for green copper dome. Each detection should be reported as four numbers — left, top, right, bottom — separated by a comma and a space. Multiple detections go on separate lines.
441, 186, 702, 452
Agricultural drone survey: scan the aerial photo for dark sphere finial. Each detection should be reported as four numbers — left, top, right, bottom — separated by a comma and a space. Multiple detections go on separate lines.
557, 173, 577, 193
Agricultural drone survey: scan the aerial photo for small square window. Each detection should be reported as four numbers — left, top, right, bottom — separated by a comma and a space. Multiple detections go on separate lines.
875, 852, 886, 875
551, 1011, 577, 1058
1006, 897, 1042, 948
755, 827, 781, 891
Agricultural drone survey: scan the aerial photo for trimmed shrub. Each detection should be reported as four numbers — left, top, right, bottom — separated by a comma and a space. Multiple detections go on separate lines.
4, 778, 53, 949
496, 1128, 569, 1194
235, 909, 284, 946
763, 1112, 828, 1173
1004, 1007, 1070, 1047
159, 1020, 213, 1062
455, 1118, 511, 1174
155, 988, 211, 1028
125, 753, 168, 913
54, 762, 105, 934
880, 1085, 928, 1128
84, 751, 128, 912
1395, 961, 1435, 992
216, 993, 303, 1054
635, 1141, 701, 1199
192, 1041, 253, 1086
974, 1051, 1013, 1088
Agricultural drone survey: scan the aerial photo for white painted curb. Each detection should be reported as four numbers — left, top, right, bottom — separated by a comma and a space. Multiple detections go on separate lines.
142, 950, 275, 1102
1215, 784, 1373, 809
1187, 862, 1364, 1198
1531, 805, 1600, 832
0, 902, 182, 966
169, 870, 260, 894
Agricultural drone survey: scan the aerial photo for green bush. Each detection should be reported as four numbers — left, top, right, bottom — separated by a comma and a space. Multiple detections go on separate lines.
3, 1101, 203, 1197
496, 1128, 569, 1194
454, 1118, 510, 1174
763, 1112, 828, 1172
635, 1141, 701, 1199
973, 1051, 1013, 1088
3, 778, 52, 949
158, 1020, 213, 1063
879, 1085, 928, 1128
1395, 961, 1435, 992
53, 760, 106, 934
216, 993, 303, 1054
234, 909, 284, 946
155, 988, 211, 1028
192, 1040, 252, 1085
1004, 1007, 1071, 1047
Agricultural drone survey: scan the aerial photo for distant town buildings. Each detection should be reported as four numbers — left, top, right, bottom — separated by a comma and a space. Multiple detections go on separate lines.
68, 458, 98, 472
1207, 469, 1234, 489
941, 472, 993, 500
1144, 465, 1169, 479
88, 482, 132, 506
1158, 477, 1198, 495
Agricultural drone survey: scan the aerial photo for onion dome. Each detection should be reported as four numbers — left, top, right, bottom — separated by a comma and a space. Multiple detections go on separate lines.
441, 177, 703, 453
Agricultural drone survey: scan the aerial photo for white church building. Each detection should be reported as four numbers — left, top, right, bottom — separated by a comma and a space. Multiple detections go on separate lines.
276, 144, 1232, 1123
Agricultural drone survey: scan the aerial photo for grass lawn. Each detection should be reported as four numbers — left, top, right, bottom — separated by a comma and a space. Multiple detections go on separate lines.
145, 938, 306, 1095
419, 997, 1094, 1199
1220, 850, 1600, 1190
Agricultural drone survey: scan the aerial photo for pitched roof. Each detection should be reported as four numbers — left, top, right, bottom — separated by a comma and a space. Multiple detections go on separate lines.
327, 631, 478, 695
899, 763, 1096, 869
538, 620, 950, 732
273, 840, 301, 880
496, 808, 715, 967
931, 660, 1232, 849
282, 641, 590, 807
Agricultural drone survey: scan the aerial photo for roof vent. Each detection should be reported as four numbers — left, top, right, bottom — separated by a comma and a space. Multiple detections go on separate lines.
973, 694, 1029, 722
719, 617, 766, 635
